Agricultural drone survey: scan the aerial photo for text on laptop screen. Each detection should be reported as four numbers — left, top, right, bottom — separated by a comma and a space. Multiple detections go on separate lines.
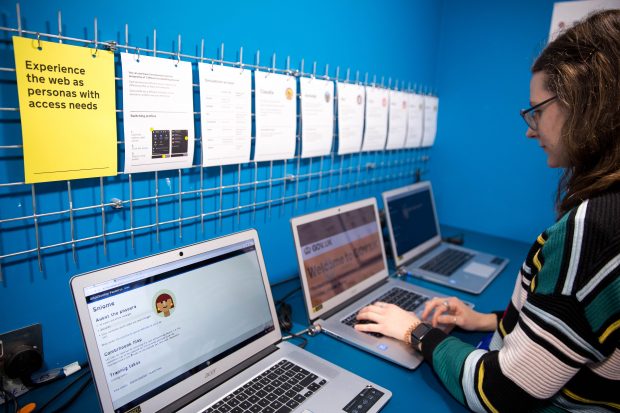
297, 204, 385, 309
387, 188, 438, 259
82, 241, 274, 413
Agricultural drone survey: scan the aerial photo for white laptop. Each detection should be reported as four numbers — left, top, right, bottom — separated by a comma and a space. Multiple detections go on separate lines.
70, 229, 391, 413
290, 198, 452, 370
382, 181, 508, 294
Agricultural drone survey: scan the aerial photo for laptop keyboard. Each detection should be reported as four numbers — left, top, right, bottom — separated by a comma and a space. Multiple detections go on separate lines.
419, 248, 474, 276
341, 287, 430, 337
203, 359, 327, 413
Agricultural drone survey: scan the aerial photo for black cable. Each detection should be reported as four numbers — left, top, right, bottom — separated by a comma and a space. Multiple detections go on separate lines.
34, 367, 91, 413
46, 375, 92, 413
289, 334, 308, 349
283, 330, 309, 349
275, 286, 301, 306
269, 275, 299, 288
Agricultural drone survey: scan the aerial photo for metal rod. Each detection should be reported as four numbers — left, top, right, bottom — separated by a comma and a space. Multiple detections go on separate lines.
268, 161, 273, 218
67, 181, 77, 263
176, 169, 181, 238
58, 10, 62, 43
16, 3, 21, 36
155, 171, 160, 243
31, 185, 43, 272
129, 174, 135, 250
237, 164, 241, 224
93, 17, 98, 50
100, 177, 107, 256
219, 165, 223, 227
252, 161, 258, 221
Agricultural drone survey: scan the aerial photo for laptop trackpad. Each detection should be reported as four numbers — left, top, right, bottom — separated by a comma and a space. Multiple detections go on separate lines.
288, 350, 339, 379
463, 262, 495, 278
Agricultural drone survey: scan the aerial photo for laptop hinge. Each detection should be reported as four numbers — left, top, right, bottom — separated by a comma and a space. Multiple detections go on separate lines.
316, 278, 390, 321
159, 344, 280, 413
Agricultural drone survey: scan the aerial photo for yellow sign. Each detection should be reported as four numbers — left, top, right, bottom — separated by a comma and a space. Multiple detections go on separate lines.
13, 36, 117, 183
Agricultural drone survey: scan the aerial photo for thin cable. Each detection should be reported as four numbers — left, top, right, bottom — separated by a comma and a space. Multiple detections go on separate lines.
269, 275, 299, 288
46, 375, 92, 413
282, 328, 310, 349
275, 286, 301, 306
35, 368, 90, 413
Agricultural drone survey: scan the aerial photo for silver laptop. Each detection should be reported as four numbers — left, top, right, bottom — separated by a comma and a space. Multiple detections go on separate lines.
290, 198, 451, 370
382, 181, 508, 295
70, 229, 391, 413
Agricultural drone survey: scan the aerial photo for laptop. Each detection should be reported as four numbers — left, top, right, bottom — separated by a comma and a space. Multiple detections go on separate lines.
290, 198, 453, 370
382, 181, 508, 294
70, 229, 391, 413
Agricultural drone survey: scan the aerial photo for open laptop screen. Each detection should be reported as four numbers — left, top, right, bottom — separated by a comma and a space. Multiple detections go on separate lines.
293, 202, 386, 316
79, 239, 274, 413
387, 187, 438, 257
383, 182, 442, 267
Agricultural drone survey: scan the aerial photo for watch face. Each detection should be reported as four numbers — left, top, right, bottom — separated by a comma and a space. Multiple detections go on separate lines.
412, 323, 433, 345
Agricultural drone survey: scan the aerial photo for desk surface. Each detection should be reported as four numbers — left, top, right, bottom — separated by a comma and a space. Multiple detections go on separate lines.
17, 226, 530, 412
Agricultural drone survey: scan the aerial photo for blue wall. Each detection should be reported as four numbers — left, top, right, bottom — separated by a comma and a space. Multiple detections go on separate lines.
0, 0, 443, 368
429, 0, 561, 244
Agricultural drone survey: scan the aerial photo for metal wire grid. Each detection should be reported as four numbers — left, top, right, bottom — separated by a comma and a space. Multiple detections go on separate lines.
0, 6, 434, 280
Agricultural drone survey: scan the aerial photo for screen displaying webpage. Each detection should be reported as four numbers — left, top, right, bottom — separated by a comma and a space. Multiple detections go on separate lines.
83, 241, 274, 412
387, 189, 438, 258
296, 205, 385, 309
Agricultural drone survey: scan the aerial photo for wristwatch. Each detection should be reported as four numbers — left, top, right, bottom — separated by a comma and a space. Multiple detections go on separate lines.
410, 322, 433, 351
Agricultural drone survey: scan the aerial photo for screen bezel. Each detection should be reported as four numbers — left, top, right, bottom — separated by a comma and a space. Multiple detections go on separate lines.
70, 229, 281, 413
290, 197, 389, 322
382, 181, 442, 268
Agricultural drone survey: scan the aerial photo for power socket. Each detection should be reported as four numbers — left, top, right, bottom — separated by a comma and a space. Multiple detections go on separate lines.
0, 324, 43, 380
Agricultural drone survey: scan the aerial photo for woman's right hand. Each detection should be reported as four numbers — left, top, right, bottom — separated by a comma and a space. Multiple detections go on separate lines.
421, 296, 498, 332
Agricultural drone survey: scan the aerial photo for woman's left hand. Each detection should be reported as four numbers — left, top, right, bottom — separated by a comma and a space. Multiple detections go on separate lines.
354, 302, 420, 342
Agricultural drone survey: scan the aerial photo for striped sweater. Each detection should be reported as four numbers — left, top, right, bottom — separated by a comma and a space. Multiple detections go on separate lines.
420, 190, 620, 412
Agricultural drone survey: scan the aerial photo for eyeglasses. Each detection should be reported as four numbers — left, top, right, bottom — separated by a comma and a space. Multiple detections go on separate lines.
520, 95, 557, 131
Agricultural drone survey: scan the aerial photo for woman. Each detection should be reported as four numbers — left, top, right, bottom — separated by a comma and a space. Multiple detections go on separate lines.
355, 9, 620, 412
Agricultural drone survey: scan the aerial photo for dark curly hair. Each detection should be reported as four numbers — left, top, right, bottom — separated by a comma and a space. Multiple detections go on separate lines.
532, 9, 620, 216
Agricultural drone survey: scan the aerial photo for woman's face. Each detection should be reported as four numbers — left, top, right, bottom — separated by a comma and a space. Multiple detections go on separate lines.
526, 72, 570, 168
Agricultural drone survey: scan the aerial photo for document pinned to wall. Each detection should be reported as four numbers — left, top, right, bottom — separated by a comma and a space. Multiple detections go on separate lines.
385, 90, 408, 150
549, 0, 620, 42
405, 93, 424, 148
13, 36, 117, 183
300, 77, 334, 158
336, 82, 365, 155
361, 86, 389, 151
121, 53, 195, 173
420, 95, 439, 147
198, 64, 252, 167
254, 71, 297, 161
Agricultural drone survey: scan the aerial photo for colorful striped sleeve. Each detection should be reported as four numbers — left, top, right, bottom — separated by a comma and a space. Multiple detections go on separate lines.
419, 191, 620, 412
